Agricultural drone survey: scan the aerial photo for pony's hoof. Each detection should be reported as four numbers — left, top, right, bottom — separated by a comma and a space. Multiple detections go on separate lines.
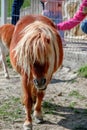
23, 124, 32, 130
35, 116, 44, 124
5, 73, 10, 79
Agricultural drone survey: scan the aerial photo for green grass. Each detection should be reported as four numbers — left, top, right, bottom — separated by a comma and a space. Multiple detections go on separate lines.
0, 97, 23, 122
6, 55, 12, 68
69, 101, 77, 109
42, 101, 58, 114
69, 90, 86, 100
78, 65, 87, 78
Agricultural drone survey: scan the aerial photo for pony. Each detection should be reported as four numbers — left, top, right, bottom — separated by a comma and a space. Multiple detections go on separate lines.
0, 24, 14, 78
0, 15, 63, 130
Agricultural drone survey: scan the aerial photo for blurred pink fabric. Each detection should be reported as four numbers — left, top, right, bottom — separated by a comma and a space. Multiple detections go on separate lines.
57, 0, 87, 30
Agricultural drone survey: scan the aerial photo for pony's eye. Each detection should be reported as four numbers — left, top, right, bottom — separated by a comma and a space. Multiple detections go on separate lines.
33, 79, 38, 86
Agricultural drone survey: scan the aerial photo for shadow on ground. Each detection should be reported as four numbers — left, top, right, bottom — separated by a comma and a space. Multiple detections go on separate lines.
42, 101, 87, 130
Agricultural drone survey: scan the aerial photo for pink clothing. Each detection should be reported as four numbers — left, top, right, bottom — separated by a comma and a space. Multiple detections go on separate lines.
57, 0, 87, 30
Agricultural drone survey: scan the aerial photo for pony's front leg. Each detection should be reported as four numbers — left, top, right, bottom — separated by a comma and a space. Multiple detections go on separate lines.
33, 91, 45, 124
22, 75, 33, 130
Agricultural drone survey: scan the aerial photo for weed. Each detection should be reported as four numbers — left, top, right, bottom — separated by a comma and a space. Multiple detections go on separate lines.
69, 101, 77, 109
6, 55, 12, 68
69, 90, 86, 100
78, 65, 87, 78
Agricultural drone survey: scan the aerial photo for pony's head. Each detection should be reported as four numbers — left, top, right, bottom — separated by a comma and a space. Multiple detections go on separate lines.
14, 21, 63, 90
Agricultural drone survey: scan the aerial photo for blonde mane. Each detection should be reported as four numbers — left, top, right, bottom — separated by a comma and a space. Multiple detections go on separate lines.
14, 21, 59, 79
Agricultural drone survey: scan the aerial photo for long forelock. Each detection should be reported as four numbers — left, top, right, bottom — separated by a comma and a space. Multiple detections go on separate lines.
13, 21, 59, 79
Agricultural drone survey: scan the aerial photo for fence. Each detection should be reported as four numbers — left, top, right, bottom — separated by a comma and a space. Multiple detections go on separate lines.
0, 0, 86, 38
0, 0, 42, 25
0, 0, 87, 69
0, 0, 87, 41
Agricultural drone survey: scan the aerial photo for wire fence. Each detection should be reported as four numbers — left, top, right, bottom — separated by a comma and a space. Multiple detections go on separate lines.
0, 0, 87, 51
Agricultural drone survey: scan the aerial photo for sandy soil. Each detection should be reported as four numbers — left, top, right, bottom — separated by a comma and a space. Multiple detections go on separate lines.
0, 67, 87, 130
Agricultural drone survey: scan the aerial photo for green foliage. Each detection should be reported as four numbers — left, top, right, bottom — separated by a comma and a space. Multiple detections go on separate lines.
6, 55, 12, 68
22, 0, 30, 8
78, 65, 87, 78
0, 0, 30, 17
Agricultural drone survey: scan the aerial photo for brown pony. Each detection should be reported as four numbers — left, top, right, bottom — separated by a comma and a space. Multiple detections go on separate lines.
0, 24, 14, 78
0, 15, 63, 130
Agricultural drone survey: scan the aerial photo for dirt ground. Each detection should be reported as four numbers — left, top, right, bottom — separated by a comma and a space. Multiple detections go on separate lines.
0, 67, 87, 130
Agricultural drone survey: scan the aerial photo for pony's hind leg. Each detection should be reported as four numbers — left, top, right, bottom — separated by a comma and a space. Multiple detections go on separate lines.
22, 75, 33, 130
2, 56, 9, 79
33, 91, 45, 124
0, 47, 9, 79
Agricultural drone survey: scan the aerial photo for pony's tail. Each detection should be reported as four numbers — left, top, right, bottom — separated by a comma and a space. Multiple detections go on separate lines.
0, 24, 15, 49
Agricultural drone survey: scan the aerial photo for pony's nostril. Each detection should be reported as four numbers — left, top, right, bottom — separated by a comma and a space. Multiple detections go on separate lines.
41, 78, 46, 85
33, 79, 38, 86
33, 78, 46, 86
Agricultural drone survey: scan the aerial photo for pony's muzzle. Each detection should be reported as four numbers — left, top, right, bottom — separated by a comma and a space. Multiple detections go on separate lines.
33, 78, 46, 90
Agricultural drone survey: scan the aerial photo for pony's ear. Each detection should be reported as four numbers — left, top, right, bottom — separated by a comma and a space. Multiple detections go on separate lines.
0, 24, 15, 49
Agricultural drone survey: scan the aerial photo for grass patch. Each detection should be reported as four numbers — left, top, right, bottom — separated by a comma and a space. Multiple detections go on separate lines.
69, 101, 77, 109
42, 101, 58, 114
0, 97, 23, 122
78, 65, 87, 78
69, 90, 86, 100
